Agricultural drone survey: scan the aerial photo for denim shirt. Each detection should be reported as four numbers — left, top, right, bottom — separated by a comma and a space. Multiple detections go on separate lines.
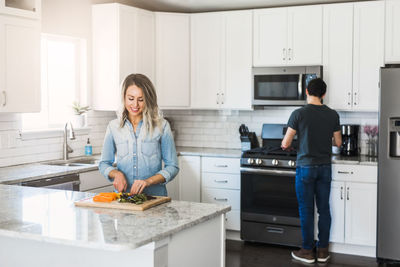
98, 118, 179, 196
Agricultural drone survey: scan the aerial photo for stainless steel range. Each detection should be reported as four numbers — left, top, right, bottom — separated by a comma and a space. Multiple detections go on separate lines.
240, 124, 302, 247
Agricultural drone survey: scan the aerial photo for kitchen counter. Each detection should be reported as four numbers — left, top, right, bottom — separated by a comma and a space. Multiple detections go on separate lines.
176, 146, 242, 158
0, 156, 100, 185
0, 184, 229, 266
332, 155, 378, 166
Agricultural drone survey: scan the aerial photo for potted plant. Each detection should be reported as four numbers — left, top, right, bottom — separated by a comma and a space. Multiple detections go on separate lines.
71, 101, 91, 127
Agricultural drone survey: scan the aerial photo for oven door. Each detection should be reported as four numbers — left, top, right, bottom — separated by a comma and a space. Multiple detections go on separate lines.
240, 167, 300, 226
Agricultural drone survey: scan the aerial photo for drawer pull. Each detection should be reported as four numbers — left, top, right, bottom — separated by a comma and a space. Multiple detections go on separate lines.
215, 164, 228, 168
214, 197, 228, 202
266, 226, 284, 234
337, 171, 353, 174
214, 179, 228, 183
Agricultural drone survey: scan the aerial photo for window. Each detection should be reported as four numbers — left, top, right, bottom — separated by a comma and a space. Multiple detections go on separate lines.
22, 34, 87, 130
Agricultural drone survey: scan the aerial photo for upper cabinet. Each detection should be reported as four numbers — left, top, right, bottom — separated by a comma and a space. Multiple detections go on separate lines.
352, 1, 384, 111
253, 5, 322, 67
155, 12, 190, 109
0, 11, 41, 112
0, 0, 41, 19
191, 10, 252, 110
385, 0, 400, 63
92, 4, 155, 111
324, 1, 384, 112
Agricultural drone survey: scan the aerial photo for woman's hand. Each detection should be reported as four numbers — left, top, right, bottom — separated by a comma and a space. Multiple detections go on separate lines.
130, 179, 150, 195
110, 170, 127, 192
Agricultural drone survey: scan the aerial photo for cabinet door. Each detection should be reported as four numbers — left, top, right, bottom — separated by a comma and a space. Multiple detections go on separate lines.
179, 156, 201, 202
223, 10, 252, 110
0, 16, 40, 112
329, 181, 345, 243
385, 0, 400, 63
345, 182, 377, 246
323, 3, 353, 111
253, 8, 287, 67
166, 162, 180, 200
352, 1, 384, 111
136, 9, 155, 82
191, 13, 224, 109
155, 13, 190, 108
288, 5, 322, 66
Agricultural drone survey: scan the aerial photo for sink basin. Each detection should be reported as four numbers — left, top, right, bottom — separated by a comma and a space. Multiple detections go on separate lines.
40, 158, 100, 167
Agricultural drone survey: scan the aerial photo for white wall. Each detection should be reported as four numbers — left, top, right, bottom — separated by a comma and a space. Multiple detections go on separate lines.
163, 109, 379, 155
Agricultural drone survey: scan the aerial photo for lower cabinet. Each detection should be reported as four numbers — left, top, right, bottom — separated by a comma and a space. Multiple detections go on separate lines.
201, 156, 241, 231
79, 170, 113, 192
329, 164, 377, 247
176, 155, 201, 202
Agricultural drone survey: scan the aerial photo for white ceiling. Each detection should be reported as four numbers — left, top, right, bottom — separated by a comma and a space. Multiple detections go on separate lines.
92, 0, 374, 12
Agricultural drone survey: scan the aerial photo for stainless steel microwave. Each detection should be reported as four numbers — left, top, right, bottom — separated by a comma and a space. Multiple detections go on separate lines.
252, 66, 322, 106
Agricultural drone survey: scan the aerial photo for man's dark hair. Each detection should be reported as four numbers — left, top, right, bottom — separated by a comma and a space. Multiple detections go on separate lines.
307, 78, 326, 98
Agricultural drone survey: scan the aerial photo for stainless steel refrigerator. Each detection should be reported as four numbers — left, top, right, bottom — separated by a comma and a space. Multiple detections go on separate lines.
377, 65, 400, 262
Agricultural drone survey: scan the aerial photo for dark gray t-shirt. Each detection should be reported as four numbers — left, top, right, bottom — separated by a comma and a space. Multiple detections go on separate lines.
287, 104, 340, 166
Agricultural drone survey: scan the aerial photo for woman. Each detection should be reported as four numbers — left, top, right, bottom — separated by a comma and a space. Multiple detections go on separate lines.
99, 74, 179, 196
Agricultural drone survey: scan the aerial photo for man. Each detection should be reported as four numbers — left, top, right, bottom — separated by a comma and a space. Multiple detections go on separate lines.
281, 78, 342, 264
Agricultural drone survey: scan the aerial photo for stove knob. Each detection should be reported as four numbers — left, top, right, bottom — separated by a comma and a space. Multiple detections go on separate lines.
255, 159, 263, 165
288, 160, 296, 167
247, 158, 255, 165
272, 159, 279, 166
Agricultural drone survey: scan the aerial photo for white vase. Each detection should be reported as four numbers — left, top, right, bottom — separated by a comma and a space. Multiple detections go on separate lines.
72, 114, 85, 128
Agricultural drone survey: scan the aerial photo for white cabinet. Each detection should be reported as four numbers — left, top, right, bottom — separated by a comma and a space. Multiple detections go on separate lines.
191, 10, 252, 110
0, 0, 41, 19
79, 170, 113, 192
352, 1, 384, 111
323, 3, 353, 110
155, 13, 190, 109
253, 5, 322, 67
178, 155, 201, 202
329, 164, 377, 247
324, 1, 384, 112
201, 156, 241, 231
0, 15, 40, 112
385, 0, 400, 63
92, 4, 155, 111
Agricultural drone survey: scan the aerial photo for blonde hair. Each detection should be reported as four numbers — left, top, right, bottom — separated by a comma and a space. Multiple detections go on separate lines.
118, 74, 163, 136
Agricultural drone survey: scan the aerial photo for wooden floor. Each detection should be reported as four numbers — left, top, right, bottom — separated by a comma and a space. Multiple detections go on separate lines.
226, 240, 398, 267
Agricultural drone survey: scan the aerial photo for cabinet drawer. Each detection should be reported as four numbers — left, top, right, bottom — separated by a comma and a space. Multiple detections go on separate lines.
226, 210, 240, 231
80, 171, 112, 191
332, 164, 377, 183
201, 188, 240, 210
201, 157, 240, 174
202, 172, 240, 190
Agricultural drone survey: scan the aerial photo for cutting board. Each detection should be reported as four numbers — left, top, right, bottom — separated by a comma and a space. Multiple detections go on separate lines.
74, 195, 171, 211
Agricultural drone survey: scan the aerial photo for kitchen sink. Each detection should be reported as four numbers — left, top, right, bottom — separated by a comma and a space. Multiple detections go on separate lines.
40, 157, 100, 167
43, 162, 91, 167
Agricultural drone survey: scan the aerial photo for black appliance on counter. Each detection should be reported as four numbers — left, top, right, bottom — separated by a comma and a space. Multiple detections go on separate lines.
240, 124, 301, 247
340, 124, 360, 156
239, 124, 259, 151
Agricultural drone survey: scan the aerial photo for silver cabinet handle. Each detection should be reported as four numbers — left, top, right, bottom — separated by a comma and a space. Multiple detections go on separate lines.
266, 226, 284, 234
347, 92, 352, 106
214, 180, 228, 183
215, 164, 228, 168
214, 197, 228, 202
288, 48, 292, 60
283, 48, 286, 60
340, 186, 344, 200
347, 187, 350, 200
354, 92, 358, 106
2, 91, 6, 107
337, 171, 353, 174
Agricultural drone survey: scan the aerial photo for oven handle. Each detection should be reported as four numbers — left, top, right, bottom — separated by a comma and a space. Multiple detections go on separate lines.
240, 167, 296, 176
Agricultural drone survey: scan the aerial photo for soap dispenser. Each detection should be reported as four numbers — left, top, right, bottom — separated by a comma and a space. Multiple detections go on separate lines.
85, 138, 92, 156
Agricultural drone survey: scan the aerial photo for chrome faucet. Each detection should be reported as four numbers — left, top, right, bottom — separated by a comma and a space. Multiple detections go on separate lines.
63, 122, 76, 160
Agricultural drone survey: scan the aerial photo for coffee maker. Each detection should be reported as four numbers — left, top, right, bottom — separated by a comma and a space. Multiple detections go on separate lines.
340, 125, 360, 156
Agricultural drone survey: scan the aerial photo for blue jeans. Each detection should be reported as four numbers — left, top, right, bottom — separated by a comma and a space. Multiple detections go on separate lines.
295, 164, 332, 250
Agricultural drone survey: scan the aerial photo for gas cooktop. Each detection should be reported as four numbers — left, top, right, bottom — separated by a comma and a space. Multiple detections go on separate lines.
241, 146, 297, 169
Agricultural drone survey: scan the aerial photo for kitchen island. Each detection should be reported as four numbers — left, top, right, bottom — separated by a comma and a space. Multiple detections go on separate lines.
0, 184, 230, 267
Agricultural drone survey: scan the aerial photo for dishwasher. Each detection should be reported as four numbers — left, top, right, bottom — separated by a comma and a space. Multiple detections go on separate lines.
21, 173, 80, 191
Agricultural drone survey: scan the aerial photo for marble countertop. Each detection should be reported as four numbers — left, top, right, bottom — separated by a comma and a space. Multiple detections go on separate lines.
0, 184, 230, 250
331, 155, 378, 166
0, 156, 100, 185
176, 146, 242, 158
